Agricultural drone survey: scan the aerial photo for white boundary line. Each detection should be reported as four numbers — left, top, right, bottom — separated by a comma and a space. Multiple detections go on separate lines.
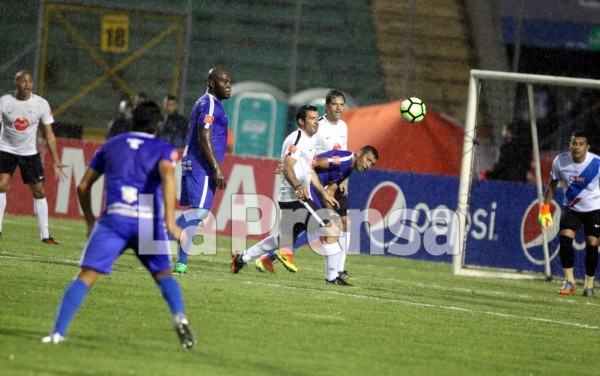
243, 281, 600, 330
2, 253, 598, 330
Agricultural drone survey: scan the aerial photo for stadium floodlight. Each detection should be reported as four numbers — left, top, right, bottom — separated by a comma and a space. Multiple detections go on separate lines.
453, 70, 600, 280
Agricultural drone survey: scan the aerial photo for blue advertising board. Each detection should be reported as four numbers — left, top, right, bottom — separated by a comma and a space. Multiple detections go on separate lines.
348, 169, 589, 279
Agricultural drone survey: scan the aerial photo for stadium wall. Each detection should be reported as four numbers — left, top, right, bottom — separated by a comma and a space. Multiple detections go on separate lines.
5, 137, 590, 280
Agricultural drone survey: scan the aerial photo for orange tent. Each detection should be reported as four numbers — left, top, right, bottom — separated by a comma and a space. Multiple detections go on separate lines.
343, 100, 465, 176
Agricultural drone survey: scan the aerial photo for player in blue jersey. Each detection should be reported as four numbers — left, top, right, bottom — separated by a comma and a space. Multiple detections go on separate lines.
233, 145, 378, 280
41, 101, 197, 350
173, 67, 232, 274
539, 130, 600, 298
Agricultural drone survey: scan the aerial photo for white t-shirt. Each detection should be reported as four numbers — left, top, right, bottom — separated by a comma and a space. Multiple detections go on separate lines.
278, 129, 317, 202
0, 92, 54, 156
313, 116, 348, 154
550, 151, 600, 212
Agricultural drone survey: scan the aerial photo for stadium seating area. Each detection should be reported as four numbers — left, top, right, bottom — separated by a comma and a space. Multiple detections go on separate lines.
0, 0, 473, 142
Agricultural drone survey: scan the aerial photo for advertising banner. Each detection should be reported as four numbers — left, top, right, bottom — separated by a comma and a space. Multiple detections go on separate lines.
7, 138, 590, 278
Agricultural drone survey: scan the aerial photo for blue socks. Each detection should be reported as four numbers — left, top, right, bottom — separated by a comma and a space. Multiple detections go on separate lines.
53, 279, 89, 336
294, 231, 309, 251
175, 213, 202, 264
157, 275, 185, 315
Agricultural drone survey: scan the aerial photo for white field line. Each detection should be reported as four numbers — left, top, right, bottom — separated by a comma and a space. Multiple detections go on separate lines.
3, 217, 75, 231
2, 252, 598, 328
283, 265, 600, 307
243, 281, 600, 330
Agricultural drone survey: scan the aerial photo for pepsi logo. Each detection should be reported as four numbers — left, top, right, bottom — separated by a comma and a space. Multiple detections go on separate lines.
520, 200, 561, 265
14, 117, 29, 132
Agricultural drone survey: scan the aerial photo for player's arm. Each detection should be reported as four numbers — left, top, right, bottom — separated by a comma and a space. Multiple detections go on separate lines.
76, 168, 101, 236
541, 180, 558, 205
159, 159, 183, 242
198, 127, 226, 190
338, 178, 349, 196
311, 171, 339, 209
282, 155, 309, 200
539, 180, 558, 230
41, 123, 67, 182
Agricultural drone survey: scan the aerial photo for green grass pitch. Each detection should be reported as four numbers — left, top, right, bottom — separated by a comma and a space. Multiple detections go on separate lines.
1, 214, 599, 375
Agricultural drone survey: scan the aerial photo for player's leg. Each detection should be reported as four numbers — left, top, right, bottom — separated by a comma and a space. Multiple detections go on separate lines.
43, 222, 123, 343
138, 232, 196, 350
175, 174, 214, 273
22, 154, 56, 243
244, 235, 280, 261
0, 151, 19, 237
320, 217, 349, 286
582, 210, 600, 297
557, 208, 580, 294
274, 201, 308, 273
334, 189, 350, 278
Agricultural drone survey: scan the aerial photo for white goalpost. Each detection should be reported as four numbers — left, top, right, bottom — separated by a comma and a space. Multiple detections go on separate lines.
453, 69, 600, 280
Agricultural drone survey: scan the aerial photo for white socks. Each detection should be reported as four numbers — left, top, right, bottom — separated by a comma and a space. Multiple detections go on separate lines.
0, 193, 6, 233
243, 234, 280, 263
323, 241, 343, 281
337, 231, 348, 273
34, 198, 50, 239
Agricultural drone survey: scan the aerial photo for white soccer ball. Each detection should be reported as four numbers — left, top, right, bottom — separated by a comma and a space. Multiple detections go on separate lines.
400, 97, 426, 123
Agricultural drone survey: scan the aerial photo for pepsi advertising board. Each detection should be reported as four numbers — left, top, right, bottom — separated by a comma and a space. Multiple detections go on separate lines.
348, 169, 587, 279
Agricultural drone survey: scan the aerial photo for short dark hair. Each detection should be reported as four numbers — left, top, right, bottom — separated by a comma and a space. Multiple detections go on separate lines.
325, 89, 346, 105
360, 145, 379, 160
296, 105, 318, 123
166, 94, 178, 102
132, 101, 161, 134
572, 129, 588, 141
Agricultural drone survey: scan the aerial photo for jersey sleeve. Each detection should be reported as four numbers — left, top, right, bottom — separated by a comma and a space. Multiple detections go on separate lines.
160, 143, 179, 168
39, 98, 54, 125
88, 147, 106, 174
192, 96, 219, 131
550, 157, 561, 182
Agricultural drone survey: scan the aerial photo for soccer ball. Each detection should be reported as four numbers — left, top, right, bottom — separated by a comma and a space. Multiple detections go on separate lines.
400, 97, 426, 123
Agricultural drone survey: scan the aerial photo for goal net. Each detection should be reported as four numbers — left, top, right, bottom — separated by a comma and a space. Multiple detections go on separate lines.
453, 70, 600, 280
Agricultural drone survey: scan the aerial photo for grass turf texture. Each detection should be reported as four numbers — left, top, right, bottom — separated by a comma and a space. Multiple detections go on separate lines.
1, 214, 600, 375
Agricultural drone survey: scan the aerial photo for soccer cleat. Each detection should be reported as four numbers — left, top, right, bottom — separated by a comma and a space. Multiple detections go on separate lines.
41, 333, 65, 344
173, 262, 187, 274
173, 314, 197, 350
583, 287, 596, 298
42, 237, 59, 245
255, 256, 275, 273
559, 280, 577, 295
231, 251, 246, 273
338, 270, 350, 280
274, 249, 297, 273
325, 277, 352, 286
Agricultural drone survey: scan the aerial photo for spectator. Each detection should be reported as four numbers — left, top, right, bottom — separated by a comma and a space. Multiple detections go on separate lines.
133, 92, 148, 109
159, 95, 188, 149
485, 121, 532, 183
107, 100, 133, 139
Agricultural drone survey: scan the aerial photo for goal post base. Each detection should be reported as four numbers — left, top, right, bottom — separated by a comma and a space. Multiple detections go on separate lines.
453, 267, 551, 281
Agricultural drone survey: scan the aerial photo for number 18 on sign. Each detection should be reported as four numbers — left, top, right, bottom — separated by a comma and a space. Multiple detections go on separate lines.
101, 15, 129, 53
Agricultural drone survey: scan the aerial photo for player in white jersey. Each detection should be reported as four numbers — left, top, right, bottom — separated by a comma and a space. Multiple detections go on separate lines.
539, 130, 600, 297
231, 105, 345, 283
313, 90, 352, 279
0, 71, 66, 244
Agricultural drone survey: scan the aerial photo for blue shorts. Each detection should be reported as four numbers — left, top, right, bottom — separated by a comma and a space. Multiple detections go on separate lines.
180, 173, 215, 209
79, 214, 172, 274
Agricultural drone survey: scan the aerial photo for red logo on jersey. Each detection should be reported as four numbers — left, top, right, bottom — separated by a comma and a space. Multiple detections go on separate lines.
312, 153, 317, 169
204, 115, 214, 125
14, 117, 29, 132
288, 145, 297, 154
332, 156, 341, 165
333, 143, 341, 150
